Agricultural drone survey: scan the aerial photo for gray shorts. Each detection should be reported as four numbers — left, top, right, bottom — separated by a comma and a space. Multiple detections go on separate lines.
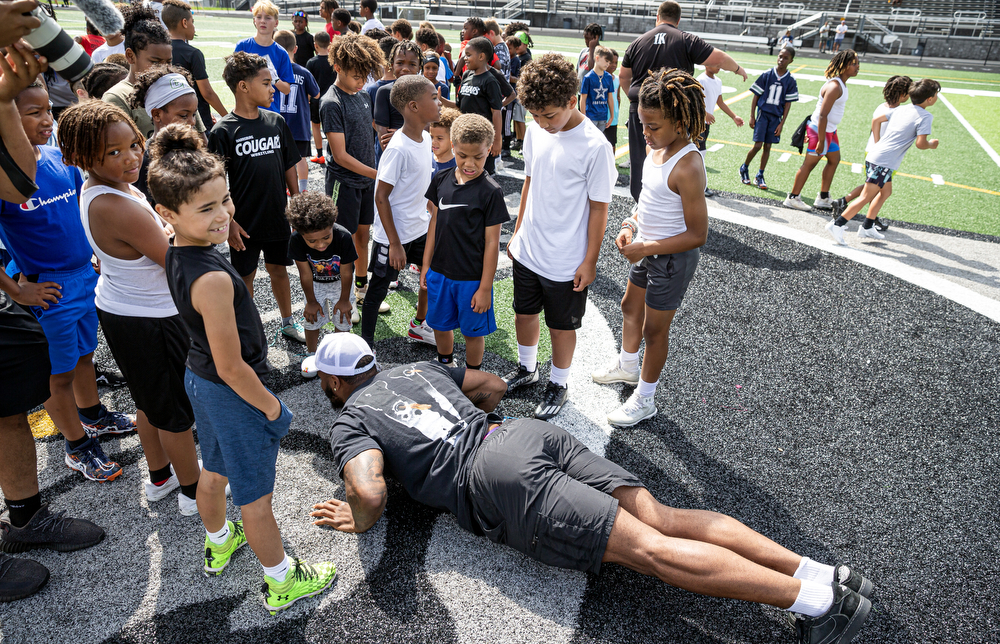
511, 101, 526, 123
468, 419, 644, 575
628, 247, 700, 311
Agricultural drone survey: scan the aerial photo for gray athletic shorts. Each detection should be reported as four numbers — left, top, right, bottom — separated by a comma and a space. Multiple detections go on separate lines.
628, 247, 700, 311
468, 419, 644, 575
511, 101, 526, 123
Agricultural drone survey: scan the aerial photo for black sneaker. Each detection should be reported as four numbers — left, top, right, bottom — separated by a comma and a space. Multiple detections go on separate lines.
502, 364, 539, 391
534, 381, 568, 420
793, 583, 871, 644
831, 197, 847, 219
94, 360, 127, 388
704, 188, 715, 198
835, 564, 874, 599
0, 553, 48, 602
872, 217, 889, 232
0, 505, 105, 553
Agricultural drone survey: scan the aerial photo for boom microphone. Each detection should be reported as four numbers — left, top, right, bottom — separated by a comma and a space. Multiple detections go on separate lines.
72, 0, 124, 37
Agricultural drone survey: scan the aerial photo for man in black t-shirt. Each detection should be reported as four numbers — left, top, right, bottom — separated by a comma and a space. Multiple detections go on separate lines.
619, 0, 746, 200
309, 334, 873, 644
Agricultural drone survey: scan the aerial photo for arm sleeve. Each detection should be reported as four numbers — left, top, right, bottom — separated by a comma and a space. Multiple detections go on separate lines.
580, 73, 592, 96
377, 146, 404, 187
373, 85, 393, 127
484, 184, 511, 226
207, 125, 229, 167
321, 99, 345, 135
329, 416, 381, 479
621, 40, 635, 68
917, 112, 933, 136
424, 172, 440, 203
508, 55, 520, 79
749, 73, 766, 96
279, 116, 301, 169
305, 70, 320, 98
190, 48, 209, 80
490, 68, 513, 98
785, 77, 799, 102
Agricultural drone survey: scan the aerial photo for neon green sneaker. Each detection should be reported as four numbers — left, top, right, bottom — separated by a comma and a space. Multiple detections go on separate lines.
203, 520, 247, 576
261, 558, 337, 615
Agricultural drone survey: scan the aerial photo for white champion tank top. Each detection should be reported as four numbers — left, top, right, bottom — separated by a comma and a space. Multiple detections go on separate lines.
811, 77, 848, 132
81, 184, 178, 318
636, 142, 700, 241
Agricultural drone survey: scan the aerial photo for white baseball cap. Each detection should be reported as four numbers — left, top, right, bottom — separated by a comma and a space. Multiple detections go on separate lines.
314, 333, 377, 376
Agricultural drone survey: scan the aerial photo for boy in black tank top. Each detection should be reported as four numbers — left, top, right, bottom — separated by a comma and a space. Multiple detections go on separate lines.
150, 124, 337, 615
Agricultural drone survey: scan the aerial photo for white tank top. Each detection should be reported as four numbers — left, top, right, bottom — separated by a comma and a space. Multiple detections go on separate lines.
811, 77, 848, 132
635, 143, 699, 242
81, 184, 178, 318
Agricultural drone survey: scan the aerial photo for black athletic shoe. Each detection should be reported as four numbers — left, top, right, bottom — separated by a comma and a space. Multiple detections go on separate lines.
872, 217, 889, 232
0, 553, 48, 602
0, 505, 105, 553
704, 188, 715, 198
534, 381, 568, 420
830, 197, 847, 220
793, 583, 871, 644
511, 139, 522, 151
94, 363, 127, 388
502, 364, 539, 391
835, 564, 874, 599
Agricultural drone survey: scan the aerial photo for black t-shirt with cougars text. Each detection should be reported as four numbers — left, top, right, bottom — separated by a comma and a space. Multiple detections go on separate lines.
208, 110, 301, 241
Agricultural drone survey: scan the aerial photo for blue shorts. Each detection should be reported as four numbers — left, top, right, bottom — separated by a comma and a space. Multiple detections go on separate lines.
184, 369, 292, 506
753, 111, 782, 144
425, 269, 497, 338
30, 264, 98, 375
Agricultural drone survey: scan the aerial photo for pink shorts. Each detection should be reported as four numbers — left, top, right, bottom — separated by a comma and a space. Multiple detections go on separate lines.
806, 126, 840, 156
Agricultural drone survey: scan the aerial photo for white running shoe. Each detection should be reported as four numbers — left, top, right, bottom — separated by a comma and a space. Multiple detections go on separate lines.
351, 304, 361, 325
379, 299, 391, 313
300, 354, 319, 379
619, 157, 630, 168
783, 195, 812, 211
408, 319, 436, 345
826, 220, 848, 245
495, 157, 505, 173
389, 280, 398, 289
857, 226, 885, 240
145, 473, 179, 502
813, 194, 834, 209
607, 392, 657, 427
354, 284, 368, 302
591, 359, 640, 385
178, 492, 198, 516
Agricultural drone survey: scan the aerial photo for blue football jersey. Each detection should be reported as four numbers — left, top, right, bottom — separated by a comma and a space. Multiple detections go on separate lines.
750, 68, 798, 117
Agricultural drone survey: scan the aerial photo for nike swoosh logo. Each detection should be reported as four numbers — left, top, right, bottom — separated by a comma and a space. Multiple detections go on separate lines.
439, 202, 468, 210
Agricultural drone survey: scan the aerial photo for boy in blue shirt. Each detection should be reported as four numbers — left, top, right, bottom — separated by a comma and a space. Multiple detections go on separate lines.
233, 0, 293, 113
0, 82, 134, 483
740, 46, 798, 190
579, 46, 615, 131
276, 29, 321, 193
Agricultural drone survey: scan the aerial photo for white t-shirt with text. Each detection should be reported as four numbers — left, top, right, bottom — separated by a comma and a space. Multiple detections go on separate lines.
373, 131, 433, 245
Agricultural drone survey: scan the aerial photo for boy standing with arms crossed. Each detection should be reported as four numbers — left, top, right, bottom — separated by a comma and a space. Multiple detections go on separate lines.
504, 53, 616, 420
739, 46, 797, 191
209, 52, 304, 342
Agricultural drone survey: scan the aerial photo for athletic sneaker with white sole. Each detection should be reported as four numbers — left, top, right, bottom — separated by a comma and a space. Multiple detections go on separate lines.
281, 321, 307, 343
783, 195, 812, 211
65, 437, 122, 482
534, 382, 568, 420
739, 163, 751, 185
300, 354, 319, 379
407, 319, 436, 345
607, 392, 657, 427
178, 493, 198, 516
144, 473, 180, 502
857, 226, 885, 240
262, 558, 337, 615
835, 564, 875, 599
80, 408, 136, 437
813, 195, 833, 209
204, 520, 246, 575
502, 364, 539, 391
826, 220, 848, 245
791, 583, 871, 644
591, 359, 640, 385
356, 285, 391, 313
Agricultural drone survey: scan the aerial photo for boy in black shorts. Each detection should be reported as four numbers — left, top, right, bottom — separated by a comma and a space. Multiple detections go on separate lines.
208, 52, 304, 341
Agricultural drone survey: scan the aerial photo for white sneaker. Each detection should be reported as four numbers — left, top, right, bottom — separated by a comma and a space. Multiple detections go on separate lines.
826, 220, 848, 245
619, 157, 630, 168
354, 284, 368, 302
379, 299, 391, 313
495, 157, 505, 172
351, 304, 361, 325
172, 460, 230, 497
591, 359, 640, 385
814, 194, 833, 209
783, 195, 812, 211
857, 226, 885, 240
178, 492, 198, 516
389, 280, 398, 289
300, 354, 319, 379
607, 392, 657, 427
407, 319, 436, 345
145, 473, 179, 502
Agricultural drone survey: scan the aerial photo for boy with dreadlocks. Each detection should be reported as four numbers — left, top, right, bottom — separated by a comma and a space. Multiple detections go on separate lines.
591, 69, 707, 427
784, 50, 860, 212
503, 53, 616, 420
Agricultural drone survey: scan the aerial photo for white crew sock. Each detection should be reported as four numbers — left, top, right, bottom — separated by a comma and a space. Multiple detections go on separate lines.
794, 557, 836, 585
518, 343, 538, 372
206, 521, 231, 546
619, 348, 640, 372
298, 179, 308, 193
262, 553, 291, 583
549, 364, 571, 387
636, 377, 657, 398
787, 578, 834, 617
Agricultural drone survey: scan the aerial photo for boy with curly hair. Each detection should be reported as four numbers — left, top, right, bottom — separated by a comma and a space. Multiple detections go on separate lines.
504, 53, 616, 420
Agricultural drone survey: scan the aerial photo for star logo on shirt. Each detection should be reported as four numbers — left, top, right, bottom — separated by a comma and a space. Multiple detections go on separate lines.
592, 81, 608, 102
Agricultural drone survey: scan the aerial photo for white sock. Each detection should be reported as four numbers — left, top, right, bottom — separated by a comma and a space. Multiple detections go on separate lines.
298, 179, 308, 193
794, 557, 836, 585
262, 553, 291, 583
549, 364, 571, 387
518, 343, 538, 372
619, 348, 640, 372
206, 521, 231, 546
637, 378, 657, 398
787, 578, 834, 617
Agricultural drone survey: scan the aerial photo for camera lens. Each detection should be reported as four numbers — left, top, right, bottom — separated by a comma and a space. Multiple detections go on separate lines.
22, 6, 93, 82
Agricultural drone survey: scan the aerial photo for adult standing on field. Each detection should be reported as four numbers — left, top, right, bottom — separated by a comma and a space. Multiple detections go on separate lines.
833, 19, 848, 53
620, 0, 747, 201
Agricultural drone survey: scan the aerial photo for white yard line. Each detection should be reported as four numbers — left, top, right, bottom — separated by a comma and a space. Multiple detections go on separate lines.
937, 94, 1000, 168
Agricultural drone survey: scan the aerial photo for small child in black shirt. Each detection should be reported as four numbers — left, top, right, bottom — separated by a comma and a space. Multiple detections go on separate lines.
373, 40, 421, 150
285, 192, 358, 377
420, 114, 509, 369
443, 37, 504, 174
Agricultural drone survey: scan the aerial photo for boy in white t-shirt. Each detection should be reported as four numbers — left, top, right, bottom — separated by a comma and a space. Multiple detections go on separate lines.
503, 53, 616, 420
695, 63, 743, 197
362, 75, 440, 349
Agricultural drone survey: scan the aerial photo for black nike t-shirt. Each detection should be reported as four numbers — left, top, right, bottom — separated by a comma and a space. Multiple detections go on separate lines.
208, 110, 300, 241
621, 23, 714, 107
425, 168, 509, 282
287, 226, 358, 282
329, 361, 489, 534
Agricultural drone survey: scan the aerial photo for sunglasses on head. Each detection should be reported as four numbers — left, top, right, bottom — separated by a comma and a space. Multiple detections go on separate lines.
293, 10, 307, 17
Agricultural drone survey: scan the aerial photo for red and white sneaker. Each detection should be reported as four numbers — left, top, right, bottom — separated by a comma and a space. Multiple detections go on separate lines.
407, 319, 436, 345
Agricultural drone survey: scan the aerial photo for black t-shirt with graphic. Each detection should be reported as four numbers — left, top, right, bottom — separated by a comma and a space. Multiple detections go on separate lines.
287, 225, 358, 282
621, 23, 714, 107
456, 70, 503, 121
208, 110, 300, 241
425, 169, 509, 282
329, 361, 489, 534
